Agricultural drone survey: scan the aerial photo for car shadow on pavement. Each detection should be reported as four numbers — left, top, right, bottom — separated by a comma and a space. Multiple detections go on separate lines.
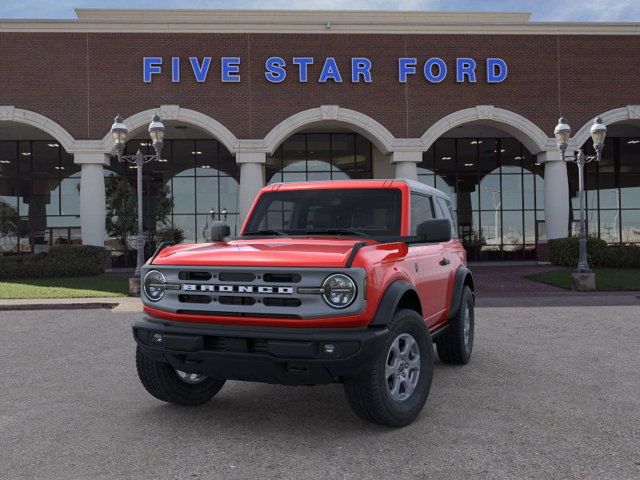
129, 378, 446, 437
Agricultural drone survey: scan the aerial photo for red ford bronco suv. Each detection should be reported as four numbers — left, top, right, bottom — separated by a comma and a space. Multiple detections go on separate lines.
133, 179, 474, 427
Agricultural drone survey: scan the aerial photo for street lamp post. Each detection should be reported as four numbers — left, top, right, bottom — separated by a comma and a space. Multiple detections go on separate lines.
111, 114, 165, 278
553, 116, 607, 289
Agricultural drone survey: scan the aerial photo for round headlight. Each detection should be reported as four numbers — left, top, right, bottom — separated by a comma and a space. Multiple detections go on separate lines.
143, 270, 166, 302
322, 274, 357, 309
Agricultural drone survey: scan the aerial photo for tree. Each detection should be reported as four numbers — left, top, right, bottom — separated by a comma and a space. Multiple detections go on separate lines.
0, 200, 20, 251
105, 176, 172, 252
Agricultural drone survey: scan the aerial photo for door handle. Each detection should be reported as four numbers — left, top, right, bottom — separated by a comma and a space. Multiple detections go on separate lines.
439, 258, 450, 266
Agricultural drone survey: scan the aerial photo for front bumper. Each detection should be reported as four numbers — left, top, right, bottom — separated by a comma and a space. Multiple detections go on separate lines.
133, 317, 390, 386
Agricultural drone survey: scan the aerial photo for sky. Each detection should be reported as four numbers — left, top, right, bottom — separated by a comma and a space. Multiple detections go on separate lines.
0, 0, 639, 22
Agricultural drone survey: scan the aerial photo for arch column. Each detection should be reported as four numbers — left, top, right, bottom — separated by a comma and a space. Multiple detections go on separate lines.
538, 151, 569, 240
75, 153, 109, 246
237, 151, 266, 222
391, 150, 422, 181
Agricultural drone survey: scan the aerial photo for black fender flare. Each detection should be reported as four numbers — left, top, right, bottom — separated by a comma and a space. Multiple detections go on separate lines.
447, 266, 474, 320
370, 280, 418, 326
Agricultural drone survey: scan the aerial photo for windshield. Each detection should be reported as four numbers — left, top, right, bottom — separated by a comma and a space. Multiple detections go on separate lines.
244, 188, 402, 237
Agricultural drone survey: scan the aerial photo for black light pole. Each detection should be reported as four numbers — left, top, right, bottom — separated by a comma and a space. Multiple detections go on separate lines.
553, 116, 607, 286
111, 114, 166, 277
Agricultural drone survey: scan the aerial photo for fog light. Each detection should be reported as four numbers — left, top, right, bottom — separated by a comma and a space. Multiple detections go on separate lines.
152, 333, 164, 344
323, 343, 336, 355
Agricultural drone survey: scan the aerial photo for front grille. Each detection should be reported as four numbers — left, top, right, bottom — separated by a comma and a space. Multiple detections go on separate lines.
218, 296, 256, 306
263, 273, 301, 283
219, 272, 256, 282
147, 266, 365, 320
179, 271, 212, 281
202, 336, 270, 353
263, 297, 302, 307
178, 294, 212, 304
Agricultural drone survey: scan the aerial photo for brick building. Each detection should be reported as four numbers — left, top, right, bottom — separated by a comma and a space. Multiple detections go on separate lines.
0, 9, 638, 263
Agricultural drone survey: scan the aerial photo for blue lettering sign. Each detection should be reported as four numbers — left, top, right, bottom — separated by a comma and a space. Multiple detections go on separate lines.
143, 57, 162, 83
265, 56, 287, 83
424, 57, 447, 83
487, 58, 508, 83
143, 55, 507, 85
319, 57, 342, 83
456, 58, 477, 83
171, 57, 180, 83
398, 58, 417, 83
351, 58, 372, 83
292, 57, 314, 82
221, 57, 241, 82
189, 57, 212, 83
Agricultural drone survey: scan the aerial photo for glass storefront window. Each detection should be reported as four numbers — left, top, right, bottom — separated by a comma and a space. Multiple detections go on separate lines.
501, 175, 523, 210
0, 140, 80, 253
621, 210, 640, 243
267, 132, 373, 184
418, 137, 543, 260
106, 138, 239, 266
571, 136, 640, 245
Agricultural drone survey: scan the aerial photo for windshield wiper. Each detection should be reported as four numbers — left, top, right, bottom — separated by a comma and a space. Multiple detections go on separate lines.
243, 229, 288, 236
304, 229, 371, 238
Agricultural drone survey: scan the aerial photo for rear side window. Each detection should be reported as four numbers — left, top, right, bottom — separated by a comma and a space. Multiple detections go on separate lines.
410, 193, 435, 235
436, 197, 458, 238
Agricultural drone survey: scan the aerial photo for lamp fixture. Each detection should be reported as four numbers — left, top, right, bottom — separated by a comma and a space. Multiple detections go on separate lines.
552, 115, 607, 282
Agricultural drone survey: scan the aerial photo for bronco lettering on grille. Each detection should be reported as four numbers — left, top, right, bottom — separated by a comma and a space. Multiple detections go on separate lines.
182, 284, 294, 294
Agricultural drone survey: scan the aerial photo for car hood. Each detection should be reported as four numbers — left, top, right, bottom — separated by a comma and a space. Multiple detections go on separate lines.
151, 237, 375, 268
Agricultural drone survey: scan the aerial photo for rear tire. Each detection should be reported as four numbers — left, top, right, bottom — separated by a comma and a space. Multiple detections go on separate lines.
343, 309, 434, 427
136, 346, 226, 406
436, 286, 474, 364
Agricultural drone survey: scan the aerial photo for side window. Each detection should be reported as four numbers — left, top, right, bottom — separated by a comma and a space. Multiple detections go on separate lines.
436, 197, 458, 238
410, 193, 435, 235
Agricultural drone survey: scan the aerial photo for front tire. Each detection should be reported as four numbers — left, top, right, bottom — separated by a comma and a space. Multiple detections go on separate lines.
436, 285, 474, 364
136, 347, 226, 406
343, 309, 434, 427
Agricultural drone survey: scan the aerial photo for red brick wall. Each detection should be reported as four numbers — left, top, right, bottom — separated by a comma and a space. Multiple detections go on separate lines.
0, 32, 638, 142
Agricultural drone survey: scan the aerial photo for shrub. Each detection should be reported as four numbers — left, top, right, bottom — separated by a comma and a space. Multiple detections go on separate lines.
594, 245, 640, 269
549, 237, 607, 267
549, 237, 640, 269
0, 245, 108, 280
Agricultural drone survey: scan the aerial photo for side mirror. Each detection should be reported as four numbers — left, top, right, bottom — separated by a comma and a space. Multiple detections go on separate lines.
210, 221, 231, 242
417, 218, 451, 243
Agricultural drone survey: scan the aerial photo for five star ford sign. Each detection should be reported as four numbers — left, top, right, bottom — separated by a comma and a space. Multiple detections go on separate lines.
142, 56, 508, 84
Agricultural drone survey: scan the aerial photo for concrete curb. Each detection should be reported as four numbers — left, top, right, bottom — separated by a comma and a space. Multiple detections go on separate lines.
477, 294, 640, 308
0, 296, 142, 312
0, 302, 120, 311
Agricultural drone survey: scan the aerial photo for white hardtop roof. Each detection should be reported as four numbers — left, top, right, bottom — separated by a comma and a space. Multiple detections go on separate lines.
268, 178, 451, 202
398, 178, 452, 202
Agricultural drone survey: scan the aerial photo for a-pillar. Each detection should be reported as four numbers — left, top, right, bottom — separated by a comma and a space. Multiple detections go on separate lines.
75, 153, 109, 246
538, 151, 569, 240
237, 151, 266, 223
391, 150, 422, 181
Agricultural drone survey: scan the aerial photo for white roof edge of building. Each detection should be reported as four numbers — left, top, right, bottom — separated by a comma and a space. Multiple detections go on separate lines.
72, 9, 532, 24
0, 9, 639, 34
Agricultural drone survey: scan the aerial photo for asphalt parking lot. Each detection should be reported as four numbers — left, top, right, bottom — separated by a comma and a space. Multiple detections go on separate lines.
1, 306, 639, 480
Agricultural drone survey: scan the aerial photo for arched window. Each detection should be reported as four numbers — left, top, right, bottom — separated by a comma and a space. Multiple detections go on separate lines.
0, 140, 80, 253
267, 133, 373, 184
571, 135, 640, 244
107, 138, 239, 259
417, 137, 544, 261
